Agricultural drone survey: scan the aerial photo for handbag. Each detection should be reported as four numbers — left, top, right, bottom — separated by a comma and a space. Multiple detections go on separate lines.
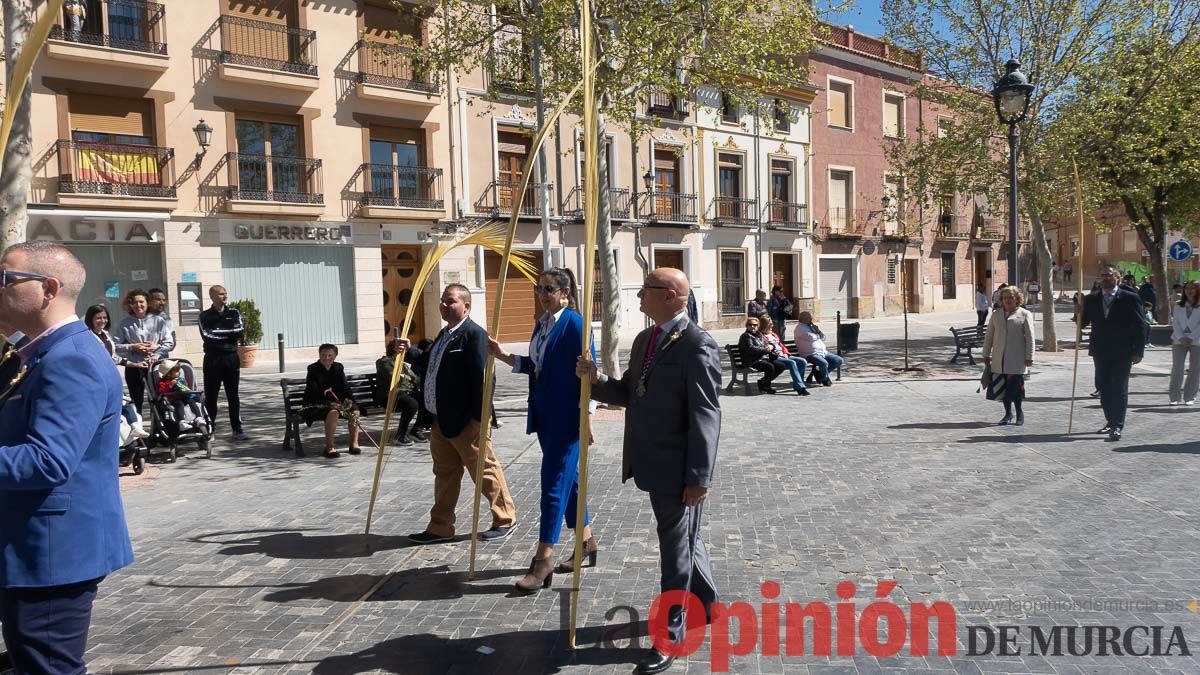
978, 366, 1007, 400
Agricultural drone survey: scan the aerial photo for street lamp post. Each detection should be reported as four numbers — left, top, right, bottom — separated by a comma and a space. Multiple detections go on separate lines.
991, 59, 1034, 288
642, 169, 655, 220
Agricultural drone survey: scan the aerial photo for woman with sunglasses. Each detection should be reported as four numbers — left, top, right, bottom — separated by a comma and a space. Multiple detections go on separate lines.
488, 267, 597, 594
112, 288, 174, 413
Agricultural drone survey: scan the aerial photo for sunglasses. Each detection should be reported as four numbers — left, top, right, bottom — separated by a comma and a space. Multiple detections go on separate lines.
0, 270, 49, 288
535, 285, 567, 295
637, 285, 672, 295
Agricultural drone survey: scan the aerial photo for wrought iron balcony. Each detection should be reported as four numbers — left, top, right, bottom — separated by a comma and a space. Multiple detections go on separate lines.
562, 186, 631, 220
648, 87, 686, 116
709, 197, 758, 228
636, 190, 698, 224
226, 153, 323, 204
976, 219, 1006, 241
476, 180, 554, 217
765, 202, 809, 231
56, 140, 175, 198
354, 40, 439, 94
361, 164, 443, 210
935, 213, 971, 240
490, 42, 533, 91
50, 0, 167, 54
218, 15, 316, 76
816, 207, 873, 238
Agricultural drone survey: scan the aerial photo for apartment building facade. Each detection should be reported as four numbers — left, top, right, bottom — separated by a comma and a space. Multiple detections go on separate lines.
1044, 205, 1200, 289
808, 26, 1016, 319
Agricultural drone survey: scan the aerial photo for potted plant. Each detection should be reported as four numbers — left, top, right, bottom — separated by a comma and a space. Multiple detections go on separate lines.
228, 299, 263, 368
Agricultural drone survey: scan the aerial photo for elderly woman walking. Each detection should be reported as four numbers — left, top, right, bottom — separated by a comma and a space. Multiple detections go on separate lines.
982, 286, 1035, 425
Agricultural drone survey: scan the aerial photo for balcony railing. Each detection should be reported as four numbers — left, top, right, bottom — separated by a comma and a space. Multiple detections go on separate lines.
817, 207, 873, 238
562, 186, 631, 220
976, 220, 1006, 241
935, 213, 971, 240
710, 197, 758, 227
218, 15, 316, 76
50, 0, 167, 54
476, 180, 554, 216
226, 153, 323, 204
648, 87, 686, 116
354, 40, 439, 94
490, 42, 532, 91
56, 140, 176, 198
637, 190, 698, 224
361, 164, 443, 210
765, 202, 809, 230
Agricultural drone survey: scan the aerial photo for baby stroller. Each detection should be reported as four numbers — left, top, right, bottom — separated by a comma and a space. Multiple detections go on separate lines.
117, 395, 147, 475
146, 359, 213, 461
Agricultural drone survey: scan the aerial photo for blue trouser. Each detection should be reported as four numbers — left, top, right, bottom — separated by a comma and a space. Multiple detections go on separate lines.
778, 357, 808, 390
536, 430, 589, 544
1, 576, 101, 675
807, 352, 845, 381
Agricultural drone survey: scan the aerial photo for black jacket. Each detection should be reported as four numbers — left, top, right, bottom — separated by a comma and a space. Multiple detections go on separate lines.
737, 331, 774, 365
199, 306, 244, 355
303, 361, 353, 406
407, 318, 488, 439
1082, 288, 1147, 361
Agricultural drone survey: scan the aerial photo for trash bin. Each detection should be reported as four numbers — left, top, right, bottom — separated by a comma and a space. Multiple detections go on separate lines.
837, 321, 860, 353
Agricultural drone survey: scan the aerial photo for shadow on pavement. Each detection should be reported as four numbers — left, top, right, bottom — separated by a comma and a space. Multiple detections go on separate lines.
312, 621, 649, 674
888, 421, 991, 430
1112, 442, 1200, 455
956, 433, 1096, 444
190, 528, 416, 558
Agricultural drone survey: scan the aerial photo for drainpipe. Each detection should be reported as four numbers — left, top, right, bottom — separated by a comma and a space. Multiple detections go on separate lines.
444, 8, 458, 221
753, 107, 763, 289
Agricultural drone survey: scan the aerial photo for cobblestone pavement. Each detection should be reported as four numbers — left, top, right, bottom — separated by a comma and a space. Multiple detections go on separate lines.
83, 308, 1200, 674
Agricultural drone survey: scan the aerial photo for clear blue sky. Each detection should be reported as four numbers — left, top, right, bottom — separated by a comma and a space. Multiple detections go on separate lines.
820, 2, 887, 38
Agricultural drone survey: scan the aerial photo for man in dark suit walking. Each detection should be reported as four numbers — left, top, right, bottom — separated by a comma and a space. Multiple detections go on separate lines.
1082, 265, 1147, 440
0, 241, 135, 674
400, 284, 517, 544
578, 267, 721, 674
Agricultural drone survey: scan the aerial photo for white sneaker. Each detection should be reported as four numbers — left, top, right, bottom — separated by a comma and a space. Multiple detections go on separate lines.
1169, 400, 1181, 406
132, 426, 151, 439
1186, 400, 1196, 406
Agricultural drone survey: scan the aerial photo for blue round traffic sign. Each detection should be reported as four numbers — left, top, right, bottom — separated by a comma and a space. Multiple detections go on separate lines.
1169, 240, 1193, 262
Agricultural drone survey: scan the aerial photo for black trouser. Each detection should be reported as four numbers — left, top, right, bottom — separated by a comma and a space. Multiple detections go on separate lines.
125, 366, 147, 414
203, 352, 242, 433
1093, 355, 1133, 428
750, 360, 785, 386
977, 310, 989, 327
1, 576, 102, 675
414, 386, 433, 430
392, 392, 419, 437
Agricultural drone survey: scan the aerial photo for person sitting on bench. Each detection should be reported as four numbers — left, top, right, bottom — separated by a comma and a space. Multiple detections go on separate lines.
792, 311, 844, 386
737, 316, 785, 394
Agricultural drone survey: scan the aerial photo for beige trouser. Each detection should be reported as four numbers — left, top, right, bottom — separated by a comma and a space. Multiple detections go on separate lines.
1170, 343, 1200, 402
426, 418, 517, 537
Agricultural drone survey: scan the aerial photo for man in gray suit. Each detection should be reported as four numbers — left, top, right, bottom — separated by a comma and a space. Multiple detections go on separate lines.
577, 267, 721, 674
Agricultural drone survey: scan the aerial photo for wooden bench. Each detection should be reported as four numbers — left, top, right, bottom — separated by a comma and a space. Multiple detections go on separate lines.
949, 325, 986, 364
280, 373, 378, 457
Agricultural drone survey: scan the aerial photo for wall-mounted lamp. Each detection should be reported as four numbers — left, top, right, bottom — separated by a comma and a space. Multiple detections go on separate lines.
192, 119, 213, 166
642, 170, 655, 191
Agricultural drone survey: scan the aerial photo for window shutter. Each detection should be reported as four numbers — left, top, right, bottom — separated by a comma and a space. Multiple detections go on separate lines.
828, 84, 848, 127
68, 95, 153, 138
884, 97, 901, 137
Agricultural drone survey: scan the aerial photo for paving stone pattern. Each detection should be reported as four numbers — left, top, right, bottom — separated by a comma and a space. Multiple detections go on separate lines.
81, 308, 1200, 674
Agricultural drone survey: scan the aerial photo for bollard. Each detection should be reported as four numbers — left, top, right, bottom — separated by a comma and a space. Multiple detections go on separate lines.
836, 310, 842, 356
277, 333, 285, 373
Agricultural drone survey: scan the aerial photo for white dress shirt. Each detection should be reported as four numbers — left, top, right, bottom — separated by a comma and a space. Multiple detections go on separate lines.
514, 307, 566, 374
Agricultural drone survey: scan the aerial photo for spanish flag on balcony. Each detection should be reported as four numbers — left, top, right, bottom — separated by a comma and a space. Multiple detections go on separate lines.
76, 147, 157, 185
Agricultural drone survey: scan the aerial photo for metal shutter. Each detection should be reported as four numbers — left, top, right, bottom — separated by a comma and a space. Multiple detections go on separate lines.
818, 258, 852, 320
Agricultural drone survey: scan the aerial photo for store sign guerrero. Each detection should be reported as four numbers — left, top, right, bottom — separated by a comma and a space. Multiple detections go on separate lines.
219, 221, 353, 244
28, 216, 161, 242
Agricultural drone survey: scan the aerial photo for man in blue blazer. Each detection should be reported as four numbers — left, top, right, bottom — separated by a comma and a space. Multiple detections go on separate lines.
1082, 264, 1148, 441
0, 242, 134, 674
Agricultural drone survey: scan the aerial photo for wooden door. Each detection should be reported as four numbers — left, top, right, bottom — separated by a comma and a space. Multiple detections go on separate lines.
496, 130, 529, 210
654, 149, 679, 218
382, 245, 425, 343
772, 253, 796, 301
485, 249, 544, 342
654, 249, 684, 271
904, 259, 920, 309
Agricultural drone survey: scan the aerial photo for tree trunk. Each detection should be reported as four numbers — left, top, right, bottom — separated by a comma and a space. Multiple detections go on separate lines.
1, 0, 34, 249
1124, 196, 1170, 324
1028, 210, 1059, 351
594, 118, 622, 376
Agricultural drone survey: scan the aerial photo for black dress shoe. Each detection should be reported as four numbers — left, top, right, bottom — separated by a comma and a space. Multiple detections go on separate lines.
997, 415, 1013, 425
635, 648, 675, 674
1108, 427, 1123, 441
478, 524, 516, 541
407, 531, 454, 545
1097, 425, 1113, 434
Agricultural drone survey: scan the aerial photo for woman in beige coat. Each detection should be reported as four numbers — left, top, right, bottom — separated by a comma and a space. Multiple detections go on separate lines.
982, 286, 1035, 425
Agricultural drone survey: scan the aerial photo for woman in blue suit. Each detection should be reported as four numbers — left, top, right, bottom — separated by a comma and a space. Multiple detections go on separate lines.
489, 267, 596, 594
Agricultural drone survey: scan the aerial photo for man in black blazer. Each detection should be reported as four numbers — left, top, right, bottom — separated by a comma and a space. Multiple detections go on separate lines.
1082, 265, 1148, 440
400, 284, 517, 544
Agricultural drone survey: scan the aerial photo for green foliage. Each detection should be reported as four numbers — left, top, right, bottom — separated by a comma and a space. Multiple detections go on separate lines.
228, 299, 263, 346
405, 0, 819, 134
